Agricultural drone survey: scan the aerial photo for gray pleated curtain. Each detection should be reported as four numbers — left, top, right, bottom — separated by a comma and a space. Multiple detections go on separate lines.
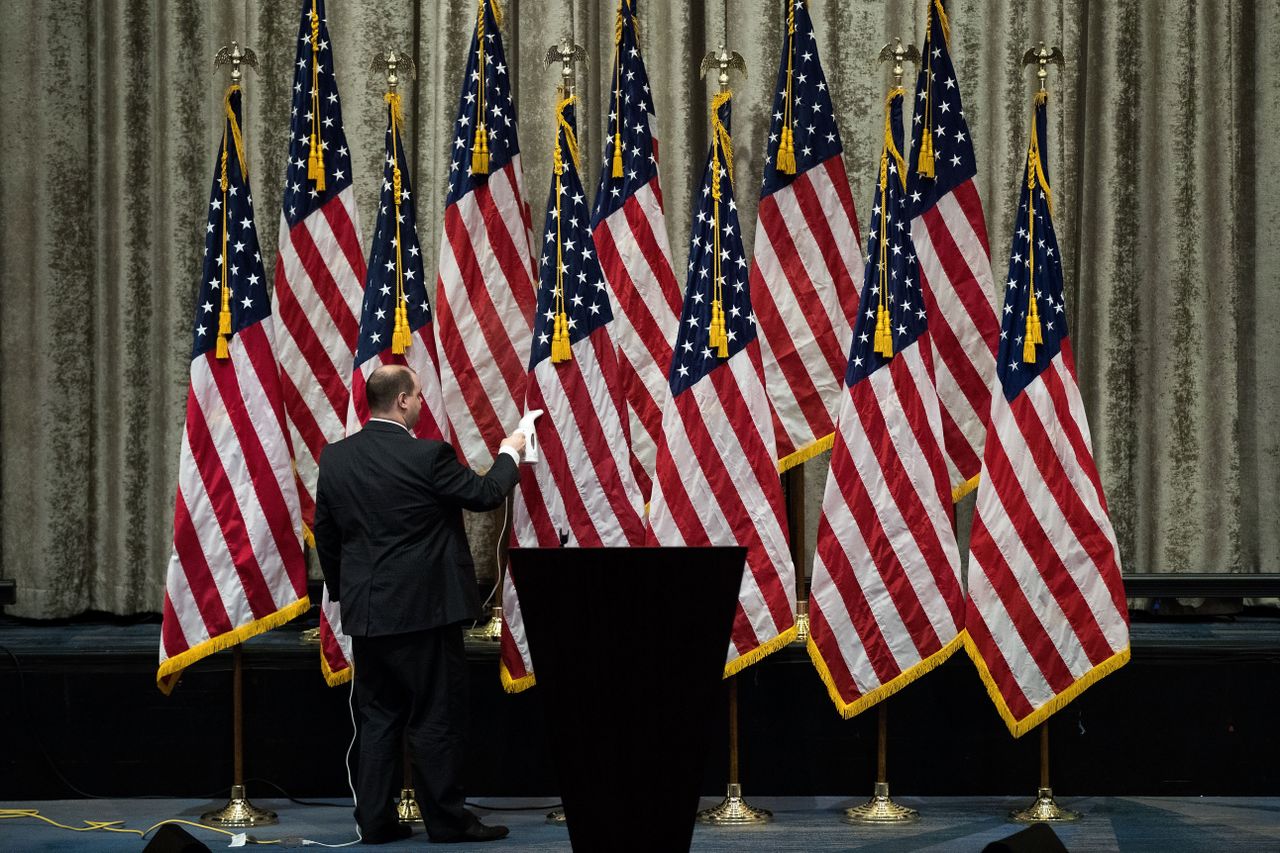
1, 0, 1276, 618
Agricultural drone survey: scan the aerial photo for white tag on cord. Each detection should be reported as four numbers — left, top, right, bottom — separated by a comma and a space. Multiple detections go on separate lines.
229, 833, 248, 847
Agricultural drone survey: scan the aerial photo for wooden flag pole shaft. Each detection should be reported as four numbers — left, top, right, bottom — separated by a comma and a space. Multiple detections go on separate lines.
876, 702, 887, 784
201, 645, 277, 827
728, 676, 740, 784
1039, 723, 1050, 789
233, 644, 244, 787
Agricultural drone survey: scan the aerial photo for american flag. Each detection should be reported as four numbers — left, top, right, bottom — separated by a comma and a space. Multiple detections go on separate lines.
905, 0, 1001, 500
806, 89, 965, 718
502, 96, 647, 692
317, 92, 453, 687
273, 0, 365, 535
750, 0, 862, 470
589, 0, 682, 498
434, 0, 536, 472
964, 91, 1129, 737
347, 93, 449, 442
647, 92, 797, 676
159, 86, 309, 694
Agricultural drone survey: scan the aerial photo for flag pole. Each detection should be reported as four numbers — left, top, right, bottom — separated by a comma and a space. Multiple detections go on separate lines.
694, 28, 770, 826
197, 45, 276, 828
1011, 723, 1081, 822
202, 645, 278, 827
840, 39, 924, 828
843, 702, 918, 824
1005, 43, 1079, 825
698, 677, 772, 824
536, 35, 589, 826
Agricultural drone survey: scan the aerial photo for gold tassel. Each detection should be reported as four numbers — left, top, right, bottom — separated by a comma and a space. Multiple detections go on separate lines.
216, 335, 229, 359
472, 125, 490, 175
218, 307, 231, 336
917, 126, 936, 178
308, 132, 325, 188
712, 301, 730, 358
1022, 335, 1037, 364
391, 305, 408, 355
874, 307, 894, 357
551, 312, 572, 362
777, 125, 796, 174
1023, 307, 1042, 363
612, 132, 624, 178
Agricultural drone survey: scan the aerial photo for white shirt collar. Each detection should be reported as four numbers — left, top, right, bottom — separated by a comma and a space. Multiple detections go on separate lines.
367, 417, 412, 434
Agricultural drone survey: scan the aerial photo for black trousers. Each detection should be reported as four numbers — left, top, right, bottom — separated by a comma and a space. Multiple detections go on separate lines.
350, 625, 476, 839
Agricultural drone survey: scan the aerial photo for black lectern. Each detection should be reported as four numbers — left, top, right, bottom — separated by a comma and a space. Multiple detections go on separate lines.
507, 546, 745, 853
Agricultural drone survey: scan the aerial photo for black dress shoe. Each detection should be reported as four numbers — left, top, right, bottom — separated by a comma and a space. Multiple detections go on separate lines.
361, 823, 414, 844
430, 822, 509, 843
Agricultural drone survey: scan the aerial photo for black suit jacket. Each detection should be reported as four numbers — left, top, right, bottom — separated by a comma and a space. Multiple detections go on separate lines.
313, 421, 520, 637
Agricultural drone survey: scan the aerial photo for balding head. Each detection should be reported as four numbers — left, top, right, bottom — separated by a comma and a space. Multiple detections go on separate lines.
365, 365, 419, 422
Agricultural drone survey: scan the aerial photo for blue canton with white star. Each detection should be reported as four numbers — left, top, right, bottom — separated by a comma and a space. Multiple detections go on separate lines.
669, 98, 754, 396
445, 0, 520, 206
192, 89, 271, 360
760, 0, 843, 198
846, 92, 927, 387
531, 103, 614, 368
905, 4, 978, 217
997, 99, 1066, 401
281, 0, 354, 227
355, 105, 431, 367
591, 0, 660, 224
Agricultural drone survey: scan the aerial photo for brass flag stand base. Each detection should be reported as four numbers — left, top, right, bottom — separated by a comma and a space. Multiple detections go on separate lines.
299, 627, 321, 644
397, 788, 423, 824
698, 782, 773, 825
202, 784, 278, 827
697, 678, 772, 825
843, 703, 918, 824
545, 808, 566, 825
202, 647, 278, 827
1010, 787, 1080, 823
843, 781, 918, 824
1011, 725, 1080, 822
468, 605, 504, 641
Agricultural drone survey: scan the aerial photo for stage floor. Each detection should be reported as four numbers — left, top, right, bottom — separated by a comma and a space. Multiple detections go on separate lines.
2, 796, 1278, 851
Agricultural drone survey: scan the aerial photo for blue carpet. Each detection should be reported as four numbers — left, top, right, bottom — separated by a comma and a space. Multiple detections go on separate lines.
2, 796, 1277, 851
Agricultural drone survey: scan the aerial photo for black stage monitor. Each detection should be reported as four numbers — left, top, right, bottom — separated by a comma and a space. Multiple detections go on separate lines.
508, 546, 745, 853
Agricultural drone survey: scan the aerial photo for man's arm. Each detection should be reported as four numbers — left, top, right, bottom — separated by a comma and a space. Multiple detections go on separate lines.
431, 441, 522, 512
313, 464, 341, 602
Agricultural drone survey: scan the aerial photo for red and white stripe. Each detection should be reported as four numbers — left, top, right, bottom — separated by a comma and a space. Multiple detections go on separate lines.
646, 343, 797, 675
751, 156, 862, 469
806, 338, 965, 717
273, 191, 365, 528
593, 177, 681, 499
911, 179, 1000, 499
435, 159, 537, 471
964, 342, 1129, 736
159, 321, 309, 693
501, 326, 647, 690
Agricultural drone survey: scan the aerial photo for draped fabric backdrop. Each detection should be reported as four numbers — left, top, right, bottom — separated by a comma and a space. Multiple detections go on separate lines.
1, 0, 1276, 619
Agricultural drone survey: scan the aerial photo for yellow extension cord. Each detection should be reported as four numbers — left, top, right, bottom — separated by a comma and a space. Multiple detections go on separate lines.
0, 808, 278, 844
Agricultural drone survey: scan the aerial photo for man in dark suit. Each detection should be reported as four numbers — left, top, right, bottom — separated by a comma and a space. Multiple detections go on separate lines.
314, 364, 524, 844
